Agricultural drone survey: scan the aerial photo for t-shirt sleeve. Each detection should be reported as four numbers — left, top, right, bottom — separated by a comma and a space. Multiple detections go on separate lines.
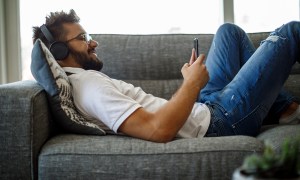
72, 72, 142, 133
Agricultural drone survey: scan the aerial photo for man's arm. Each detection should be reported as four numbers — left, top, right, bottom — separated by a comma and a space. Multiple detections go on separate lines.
119, 52, 209, 143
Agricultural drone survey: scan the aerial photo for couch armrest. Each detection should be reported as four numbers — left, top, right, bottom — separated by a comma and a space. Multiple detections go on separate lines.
0, 80, 52, 180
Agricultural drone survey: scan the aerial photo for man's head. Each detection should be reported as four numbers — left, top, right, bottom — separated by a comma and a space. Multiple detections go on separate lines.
32, 9, 103, 71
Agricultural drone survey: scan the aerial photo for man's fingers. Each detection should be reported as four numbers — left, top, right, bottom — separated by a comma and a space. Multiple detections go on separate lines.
181, 63, 189, 70
189, 48, 196, 65
196, 54, 206, 64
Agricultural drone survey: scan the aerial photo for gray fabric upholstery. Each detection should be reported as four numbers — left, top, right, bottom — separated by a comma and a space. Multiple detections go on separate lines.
0, 80, 52, 180
1, 32, 300, 180
39, 134, 263, 180
284, 74, 300, 98
257, 125, 300, 152
97, 33, 271, 80
97, 34, 213, 80
96, 33, 300, 100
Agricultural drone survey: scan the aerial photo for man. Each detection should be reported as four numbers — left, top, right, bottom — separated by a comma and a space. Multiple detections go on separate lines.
33, 9, 300, 143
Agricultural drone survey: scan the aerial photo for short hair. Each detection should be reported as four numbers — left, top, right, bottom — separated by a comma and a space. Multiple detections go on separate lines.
32, 9, 80, 47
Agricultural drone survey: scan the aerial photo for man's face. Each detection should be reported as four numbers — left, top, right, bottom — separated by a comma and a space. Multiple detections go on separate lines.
63, 23, 103, 71
68, 43, 103, 71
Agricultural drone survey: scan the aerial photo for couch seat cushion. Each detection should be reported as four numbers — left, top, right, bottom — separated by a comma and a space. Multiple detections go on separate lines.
39, 134, 263, 180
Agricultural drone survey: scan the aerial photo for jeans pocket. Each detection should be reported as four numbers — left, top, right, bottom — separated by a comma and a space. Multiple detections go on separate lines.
205, 103, 235, 136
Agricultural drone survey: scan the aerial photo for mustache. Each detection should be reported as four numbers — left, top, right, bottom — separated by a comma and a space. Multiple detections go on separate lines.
88, 48, 97, 54
69, 48, 103, 71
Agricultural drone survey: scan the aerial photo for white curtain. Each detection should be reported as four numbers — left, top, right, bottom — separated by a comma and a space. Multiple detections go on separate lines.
0, 0, 21, 84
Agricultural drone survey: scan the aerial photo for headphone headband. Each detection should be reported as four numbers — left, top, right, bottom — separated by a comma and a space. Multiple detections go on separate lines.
40, 24, 55, 43
40, 24, 69, 60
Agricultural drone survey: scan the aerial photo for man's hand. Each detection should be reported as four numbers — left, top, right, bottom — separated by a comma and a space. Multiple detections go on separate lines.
181, 49, 209, 91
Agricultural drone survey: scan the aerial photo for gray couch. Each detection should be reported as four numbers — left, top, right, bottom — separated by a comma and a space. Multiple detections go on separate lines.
1, 32, 300, 180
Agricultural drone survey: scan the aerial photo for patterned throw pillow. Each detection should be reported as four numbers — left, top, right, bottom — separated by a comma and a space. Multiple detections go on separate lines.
31, 39, 106, 135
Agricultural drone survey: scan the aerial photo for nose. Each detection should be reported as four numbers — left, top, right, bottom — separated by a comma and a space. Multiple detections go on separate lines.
89, 39, 98, 48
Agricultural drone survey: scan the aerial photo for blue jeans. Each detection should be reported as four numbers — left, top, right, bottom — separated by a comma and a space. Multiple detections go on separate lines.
199, 22, 300, 137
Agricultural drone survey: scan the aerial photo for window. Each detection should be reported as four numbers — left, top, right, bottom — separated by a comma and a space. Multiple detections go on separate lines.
20, 0, 222, 80
20, 0, 299, 80
234, 0, 300, 32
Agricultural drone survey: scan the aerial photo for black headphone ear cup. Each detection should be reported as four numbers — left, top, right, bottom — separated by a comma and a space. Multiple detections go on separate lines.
49, 41, 69, 60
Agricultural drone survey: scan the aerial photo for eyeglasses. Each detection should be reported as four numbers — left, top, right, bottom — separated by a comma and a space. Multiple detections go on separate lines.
66, 33, 92, 44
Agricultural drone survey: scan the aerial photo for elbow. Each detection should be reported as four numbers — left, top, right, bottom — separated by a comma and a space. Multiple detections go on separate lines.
147, 128, 176, 143
150, 136, 174, 143
157, 136, 175, 143
146, 117, 179, 143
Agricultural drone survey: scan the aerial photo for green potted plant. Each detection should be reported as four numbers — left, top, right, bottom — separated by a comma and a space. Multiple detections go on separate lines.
233, 138, 300, 179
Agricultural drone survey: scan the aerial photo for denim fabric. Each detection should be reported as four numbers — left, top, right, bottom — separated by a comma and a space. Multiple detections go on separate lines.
201, 22, 300, 137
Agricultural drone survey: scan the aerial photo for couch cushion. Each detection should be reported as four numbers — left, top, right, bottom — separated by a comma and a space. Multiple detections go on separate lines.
38, 134, 263, 180
95, 33, 300, 100
95, 33, 271, 81
257, 124, 300, 152
0, 80, 50, 179
30, 39, 105, 135
284, 74, 300, 99
96, 34, 214, 80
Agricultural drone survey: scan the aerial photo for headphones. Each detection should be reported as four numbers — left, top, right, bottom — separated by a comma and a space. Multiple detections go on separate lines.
40, 24, 69, 60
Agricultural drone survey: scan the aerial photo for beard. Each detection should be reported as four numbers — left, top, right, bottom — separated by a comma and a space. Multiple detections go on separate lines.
69, 47, 103, 71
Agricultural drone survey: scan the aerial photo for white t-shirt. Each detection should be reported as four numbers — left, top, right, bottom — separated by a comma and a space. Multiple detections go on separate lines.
63, 67, 211, 138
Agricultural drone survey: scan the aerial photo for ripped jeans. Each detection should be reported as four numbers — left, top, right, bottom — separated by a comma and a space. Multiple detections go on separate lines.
199, 21, 300, 137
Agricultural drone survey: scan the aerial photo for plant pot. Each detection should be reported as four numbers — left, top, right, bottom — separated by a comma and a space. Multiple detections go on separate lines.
232, 168, 300, 180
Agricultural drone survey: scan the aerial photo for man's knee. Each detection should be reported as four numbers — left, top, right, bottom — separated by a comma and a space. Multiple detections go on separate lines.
219, 23, 238, 30
216, 23, 245, 37
277, 21, 300, 34
285, 21, 300, 28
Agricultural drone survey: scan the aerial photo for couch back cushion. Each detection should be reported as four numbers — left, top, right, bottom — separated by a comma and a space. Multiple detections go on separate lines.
94, 32, 300, 99
94, 33, 273, 80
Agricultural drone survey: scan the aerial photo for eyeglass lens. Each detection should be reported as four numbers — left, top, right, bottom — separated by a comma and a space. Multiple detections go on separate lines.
84, 33, 92, 43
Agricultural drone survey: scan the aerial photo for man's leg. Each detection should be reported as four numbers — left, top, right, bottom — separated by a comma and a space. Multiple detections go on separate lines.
202, 21, 300, 136
199, 23, 297, 125
199, 23, 255, 99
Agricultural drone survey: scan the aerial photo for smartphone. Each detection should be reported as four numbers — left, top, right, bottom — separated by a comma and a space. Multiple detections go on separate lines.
194, 38, 199, 58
